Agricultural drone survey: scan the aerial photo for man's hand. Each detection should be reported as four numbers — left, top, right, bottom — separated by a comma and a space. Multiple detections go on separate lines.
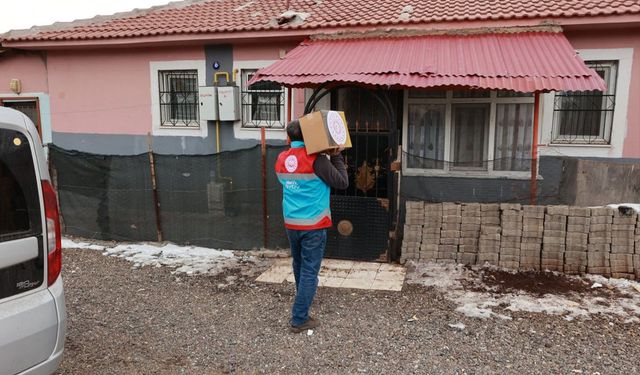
328, 146, 345, 156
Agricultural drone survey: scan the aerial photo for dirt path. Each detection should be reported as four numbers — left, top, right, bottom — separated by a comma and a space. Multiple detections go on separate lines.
56, 249, 640, 375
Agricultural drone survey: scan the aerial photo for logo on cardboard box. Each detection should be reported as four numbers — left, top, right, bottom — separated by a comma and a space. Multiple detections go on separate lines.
327, 111, 347, 145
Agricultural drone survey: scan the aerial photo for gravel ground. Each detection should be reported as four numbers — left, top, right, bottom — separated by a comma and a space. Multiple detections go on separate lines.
57, 248, 640, 375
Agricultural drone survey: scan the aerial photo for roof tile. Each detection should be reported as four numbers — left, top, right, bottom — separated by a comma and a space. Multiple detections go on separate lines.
4, 0, 640, 42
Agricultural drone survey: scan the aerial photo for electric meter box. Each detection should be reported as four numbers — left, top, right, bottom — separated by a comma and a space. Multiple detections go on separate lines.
199, 86, 219, 121
217, 86, 240, 121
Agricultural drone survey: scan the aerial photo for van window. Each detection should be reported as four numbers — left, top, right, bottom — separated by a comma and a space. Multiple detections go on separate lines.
0, 129, 42, 241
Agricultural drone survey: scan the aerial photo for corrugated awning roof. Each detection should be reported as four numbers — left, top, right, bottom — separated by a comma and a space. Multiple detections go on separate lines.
249, 31, 606, 92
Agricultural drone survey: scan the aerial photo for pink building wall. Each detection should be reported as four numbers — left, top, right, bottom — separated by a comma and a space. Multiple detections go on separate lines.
47, 46, 204, 135
566, 28, 640, 158
0, 52, 48, 93
4, 30, 637, 156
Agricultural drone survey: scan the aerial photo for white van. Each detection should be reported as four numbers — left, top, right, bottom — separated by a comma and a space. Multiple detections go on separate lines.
0, 107, 66, 374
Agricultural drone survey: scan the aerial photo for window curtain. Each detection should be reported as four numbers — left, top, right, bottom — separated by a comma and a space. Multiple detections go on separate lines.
407, 104, 445, 169
494, 103, 533, 171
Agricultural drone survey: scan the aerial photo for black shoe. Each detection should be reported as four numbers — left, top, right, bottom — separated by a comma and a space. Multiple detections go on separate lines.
290, 316, 320, 333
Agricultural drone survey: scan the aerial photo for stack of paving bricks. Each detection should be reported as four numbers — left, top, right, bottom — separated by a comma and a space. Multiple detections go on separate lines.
499, 204, 522, 269
458, 203, 481, 265
399, 201, 640, 278
610, 208, 637, 279
564, 207, 591, 274
420, 203, 442, 261
400, 201, 424, 264
438, 203, 461, 264
587, 207, 613, 276
542, 205, 568, 271
520, 205, 545, 270
477, 204, 501, 266
635, 214, 640, 279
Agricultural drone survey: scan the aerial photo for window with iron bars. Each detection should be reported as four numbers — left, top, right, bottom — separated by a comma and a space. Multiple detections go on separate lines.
159, 70, 199, 127
241, 69, 285, 129
552, 61, 617, 144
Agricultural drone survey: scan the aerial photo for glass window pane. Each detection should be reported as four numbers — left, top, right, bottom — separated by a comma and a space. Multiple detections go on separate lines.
408, 89, 446, 99
552, 61, 617, 144
451, 103, 490, 170
241, 69, 285, 128
407, 104, 445, 169
159, 70, 199, 127
497, 90, 534, 98
494, 103, 533, 171
453, 90, 490, 98
0, 129, 41, 241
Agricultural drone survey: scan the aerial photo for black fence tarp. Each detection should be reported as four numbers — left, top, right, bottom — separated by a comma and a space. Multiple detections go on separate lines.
50, 144, 289, 250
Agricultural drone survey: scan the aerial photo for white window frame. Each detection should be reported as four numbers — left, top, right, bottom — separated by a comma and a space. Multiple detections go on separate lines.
240, 69, 286, 129
539, 48, 633, 158
232, 60, 289, 141
150, 60, 207, 137
550, 61, 617, 145
158, 70, 200, 127
402, 90, 537, 179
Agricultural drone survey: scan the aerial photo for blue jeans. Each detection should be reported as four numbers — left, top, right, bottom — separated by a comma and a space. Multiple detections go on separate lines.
286, 228, 327, 326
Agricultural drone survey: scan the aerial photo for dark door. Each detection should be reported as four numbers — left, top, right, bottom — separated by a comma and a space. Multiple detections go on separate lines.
1, 99, 41, 138
322, 88, 398, 261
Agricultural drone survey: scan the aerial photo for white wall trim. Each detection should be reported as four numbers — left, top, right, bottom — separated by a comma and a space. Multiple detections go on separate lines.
149, 60, 207, 137
401, 89, 539, 179
232, 59, 288, 141
539, 48, 634, 158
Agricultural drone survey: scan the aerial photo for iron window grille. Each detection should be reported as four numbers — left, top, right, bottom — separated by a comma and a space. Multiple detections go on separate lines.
159, 70, 199, 127
241, 69, 285, 129
552, 61, 617, 144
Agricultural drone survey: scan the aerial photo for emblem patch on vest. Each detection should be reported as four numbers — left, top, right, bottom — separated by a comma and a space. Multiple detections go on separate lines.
327, 111, 347, 145
285, 155, 298, 172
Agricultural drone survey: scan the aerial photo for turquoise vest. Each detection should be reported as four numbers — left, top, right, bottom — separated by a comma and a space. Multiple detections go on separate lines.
275, 141, 332, 230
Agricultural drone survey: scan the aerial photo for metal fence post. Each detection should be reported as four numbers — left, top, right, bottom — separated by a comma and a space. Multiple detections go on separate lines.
147, 133, 163, 242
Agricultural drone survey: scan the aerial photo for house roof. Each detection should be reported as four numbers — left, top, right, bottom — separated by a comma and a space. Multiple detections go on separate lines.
249, 30, 607, 92
3, 0, 640, 43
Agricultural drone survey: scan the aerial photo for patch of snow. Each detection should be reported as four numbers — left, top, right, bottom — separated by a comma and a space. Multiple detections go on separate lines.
448, 322, 466, 330
399, 5, 414, 21
407, 260, 640, 323
606, 203, 640, 213
62, 238, 106, 251
63, 237, 245, 277
233, 0, 254, 12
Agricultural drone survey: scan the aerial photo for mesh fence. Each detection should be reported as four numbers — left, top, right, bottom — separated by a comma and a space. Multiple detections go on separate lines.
50, 144, 289, 250
49, 145, 599, 257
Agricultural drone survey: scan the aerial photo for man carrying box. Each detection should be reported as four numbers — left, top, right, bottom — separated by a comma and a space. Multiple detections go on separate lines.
275, 119, 348, 333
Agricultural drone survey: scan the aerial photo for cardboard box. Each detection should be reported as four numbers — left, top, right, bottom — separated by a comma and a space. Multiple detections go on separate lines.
299, 110, 352, 154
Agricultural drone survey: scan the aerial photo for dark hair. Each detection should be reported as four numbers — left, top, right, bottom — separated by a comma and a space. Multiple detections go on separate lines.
286, 120, 303, 142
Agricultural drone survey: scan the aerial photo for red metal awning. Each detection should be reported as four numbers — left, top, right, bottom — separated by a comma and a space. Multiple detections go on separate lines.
249, 31, 606, 92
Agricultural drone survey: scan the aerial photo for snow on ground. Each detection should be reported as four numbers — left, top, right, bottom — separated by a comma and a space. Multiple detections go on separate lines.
606, 203, 640, 213
62, 237, 251, 276
406, 261, 640, 322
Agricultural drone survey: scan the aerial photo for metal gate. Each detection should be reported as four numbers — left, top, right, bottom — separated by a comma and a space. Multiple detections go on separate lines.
305, 86, 398, 261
